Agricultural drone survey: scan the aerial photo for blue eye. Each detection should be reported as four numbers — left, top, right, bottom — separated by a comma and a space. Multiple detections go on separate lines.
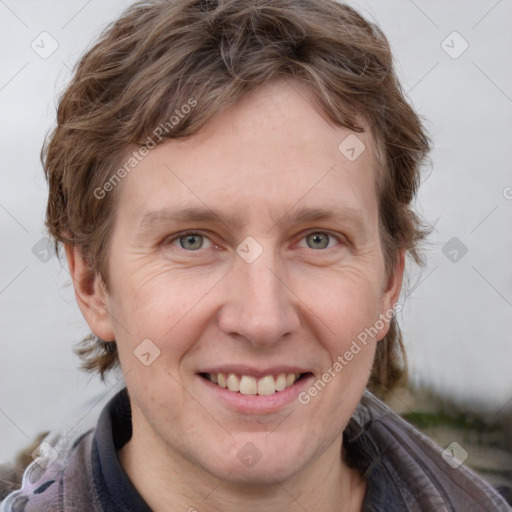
299, 232, 338, 250
172, 233, 213, 250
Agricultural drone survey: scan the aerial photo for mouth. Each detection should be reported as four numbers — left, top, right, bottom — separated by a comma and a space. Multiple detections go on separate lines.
199, 371, 312, 396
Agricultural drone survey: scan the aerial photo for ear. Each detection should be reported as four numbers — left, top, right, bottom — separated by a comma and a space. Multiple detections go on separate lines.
376, 248, 406, 340
64, 243, 116, 342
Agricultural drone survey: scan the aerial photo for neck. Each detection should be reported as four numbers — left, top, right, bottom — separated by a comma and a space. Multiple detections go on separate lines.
118, 411, 366, 512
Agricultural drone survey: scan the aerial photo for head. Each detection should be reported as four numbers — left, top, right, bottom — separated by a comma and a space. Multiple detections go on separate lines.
44, 0, 430, 485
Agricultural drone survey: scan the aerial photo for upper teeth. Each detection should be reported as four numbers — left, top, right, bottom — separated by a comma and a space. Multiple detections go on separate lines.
207, 372, 301, 395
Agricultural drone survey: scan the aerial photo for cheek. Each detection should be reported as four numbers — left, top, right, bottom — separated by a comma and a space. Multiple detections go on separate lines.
294, 266, 384, 399
295, 273, 381, 427
107, 261, 221, 369
296, 265, 383, 344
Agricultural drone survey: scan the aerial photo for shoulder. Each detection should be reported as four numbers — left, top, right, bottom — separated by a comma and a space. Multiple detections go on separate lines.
348, 390, 511, 511
0, 429, 101, 512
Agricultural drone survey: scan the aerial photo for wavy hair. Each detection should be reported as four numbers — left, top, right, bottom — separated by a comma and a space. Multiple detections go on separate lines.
42, 0, 431, 388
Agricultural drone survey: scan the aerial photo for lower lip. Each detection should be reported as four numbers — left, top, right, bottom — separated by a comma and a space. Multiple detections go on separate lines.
197, 374, 314, 414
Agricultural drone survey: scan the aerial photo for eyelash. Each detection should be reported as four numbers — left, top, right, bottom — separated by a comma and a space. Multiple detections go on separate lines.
165, 230, 345, 251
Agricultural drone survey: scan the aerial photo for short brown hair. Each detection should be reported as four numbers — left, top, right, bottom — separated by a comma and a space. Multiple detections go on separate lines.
43, 0, 431, 387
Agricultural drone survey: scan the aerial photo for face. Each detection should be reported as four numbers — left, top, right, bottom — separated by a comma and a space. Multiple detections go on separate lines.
77, 79, 403, 484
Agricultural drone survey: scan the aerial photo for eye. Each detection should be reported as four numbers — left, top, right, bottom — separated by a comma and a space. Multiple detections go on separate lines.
298, 232, 339, 250
170, 232, 213, 251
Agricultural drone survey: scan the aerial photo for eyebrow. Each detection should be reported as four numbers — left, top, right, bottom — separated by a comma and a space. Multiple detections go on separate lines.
138, 205, 369, 234
278, 205, 370, 239
138, 206, 239, 230
286, 205, 368, 229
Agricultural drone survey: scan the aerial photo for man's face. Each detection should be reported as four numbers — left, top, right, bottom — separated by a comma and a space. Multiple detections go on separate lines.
96, 79, 402, 482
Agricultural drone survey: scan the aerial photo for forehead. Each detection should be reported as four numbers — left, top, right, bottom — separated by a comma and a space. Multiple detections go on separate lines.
114, 79, 379, 228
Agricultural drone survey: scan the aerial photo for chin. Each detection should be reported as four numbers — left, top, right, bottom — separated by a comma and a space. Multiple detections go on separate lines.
201, 434, 310, 484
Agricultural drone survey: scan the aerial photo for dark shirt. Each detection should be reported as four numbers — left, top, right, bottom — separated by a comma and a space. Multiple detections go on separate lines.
2, 387, 510, 511
91, 388, 150, 511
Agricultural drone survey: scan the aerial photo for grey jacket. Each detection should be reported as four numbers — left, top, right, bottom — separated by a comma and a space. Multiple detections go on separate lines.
1, 388, 510, 511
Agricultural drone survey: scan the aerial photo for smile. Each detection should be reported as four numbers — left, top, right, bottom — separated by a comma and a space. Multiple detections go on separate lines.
200, 372, 310, 396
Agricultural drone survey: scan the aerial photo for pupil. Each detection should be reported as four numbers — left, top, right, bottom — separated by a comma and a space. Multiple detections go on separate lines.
308, 233, 328, 249
181, 234, 202, 250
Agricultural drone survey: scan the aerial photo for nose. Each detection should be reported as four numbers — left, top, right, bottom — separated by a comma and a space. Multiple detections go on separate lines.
218, 246, 300, 347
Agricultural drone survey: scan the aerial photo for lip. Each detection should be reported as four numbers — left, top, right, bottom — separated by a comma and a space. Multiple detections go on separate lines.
197, 365, 310, 379
197, 372, 315, 414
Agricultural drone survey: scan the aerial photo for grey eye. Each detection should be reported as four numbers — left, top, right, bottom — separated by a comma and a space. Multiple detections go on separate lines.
306, 232, 330, 249
179, 234, 204, 250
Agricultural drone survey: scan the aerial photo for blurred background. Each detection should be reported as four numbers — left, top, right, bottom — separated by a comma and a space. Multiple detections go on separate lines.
1, 0, 511, 496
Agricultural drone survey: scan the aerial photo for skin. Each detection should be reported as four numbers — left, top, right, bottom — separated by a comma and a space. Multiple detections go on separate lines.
67, 78, 404, 512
